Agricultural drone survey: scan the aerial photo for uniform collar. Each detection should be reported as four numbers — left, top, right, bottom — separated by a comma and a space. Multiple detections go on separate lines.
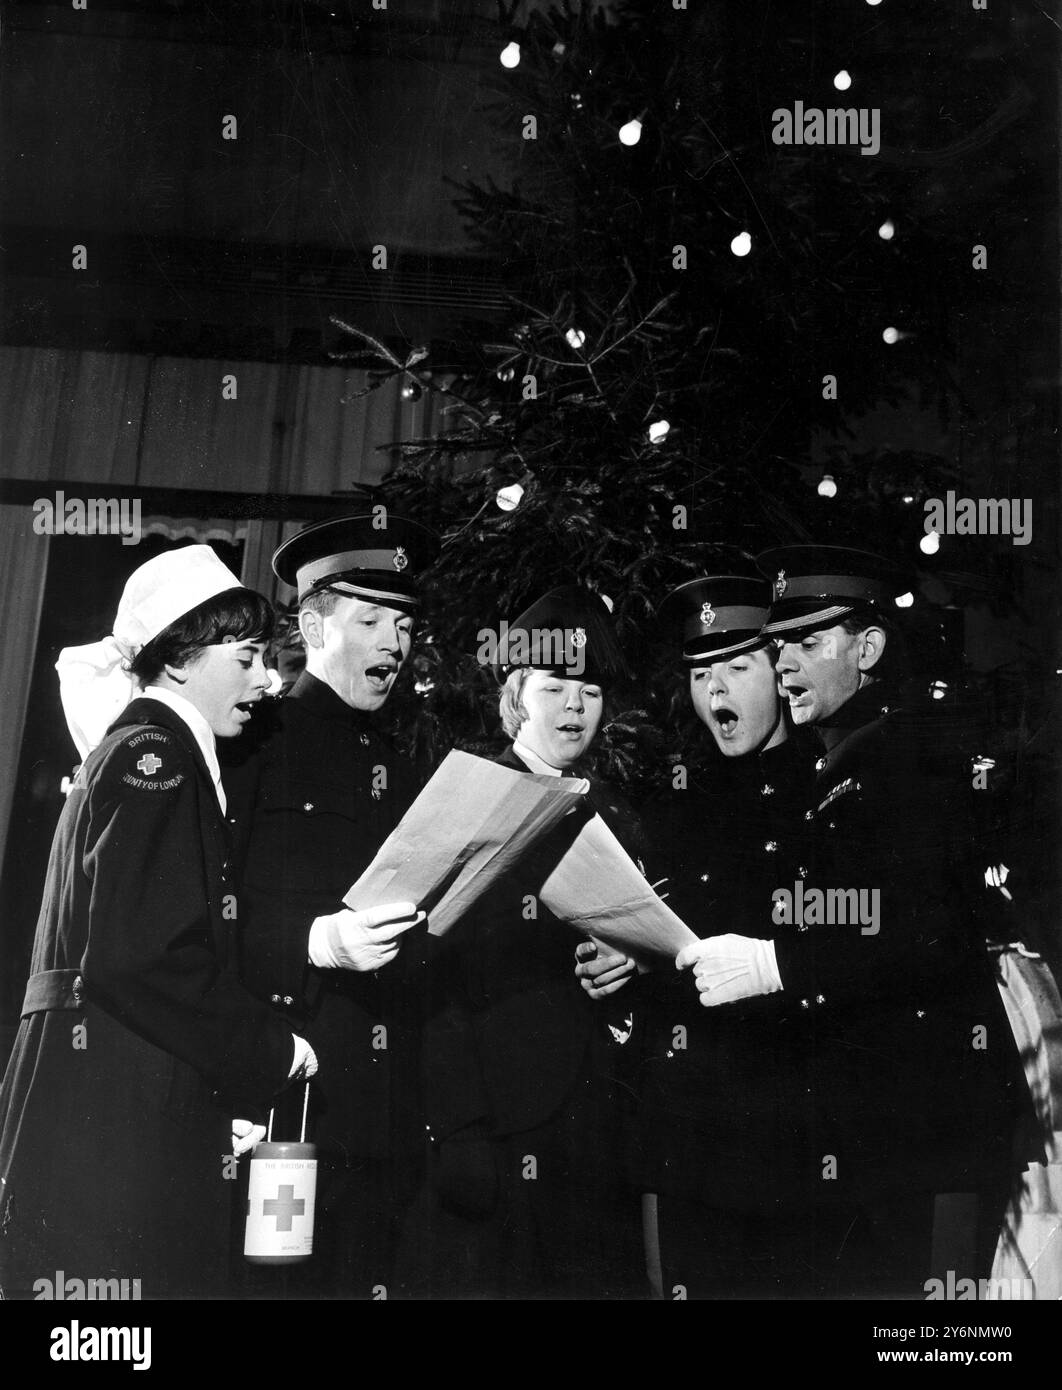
817, 680, 896, 754
141, 685, 226, 813
512, 739, 565, 777
288, 670, 379, 731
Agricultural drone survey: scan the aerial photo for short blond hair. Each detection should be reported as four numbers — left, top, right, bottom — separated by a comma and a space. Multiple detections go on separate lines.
498, 668, 533, 739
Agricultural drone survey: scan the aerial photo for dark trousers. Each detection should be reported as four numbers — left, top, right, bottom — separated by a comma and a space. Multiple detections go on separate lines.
396, 1067, 646, 1300
655, 1184, 1012, 1300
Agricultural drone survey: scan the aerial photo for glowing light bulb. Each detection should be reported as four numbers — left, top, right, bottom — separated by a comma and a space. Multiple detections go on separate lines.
920, 530, 940, 556
894, 591, 914, 608
882, 326, 900, 345
833, 70, 852, 91
618, 118, 643, 147
817, 474, 838, 499
730, 231, 752, 257
647, 420, 670, 444
878, 219, 895, 241
500, 42, 521, 69
496, 483, 525, 512
565, 327, 586, 350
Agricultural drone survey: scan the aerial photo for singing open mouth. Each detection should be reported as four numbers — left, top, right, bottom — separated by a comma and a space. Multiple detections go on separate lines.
365, 663, 398, 688
711, 704, 739, 737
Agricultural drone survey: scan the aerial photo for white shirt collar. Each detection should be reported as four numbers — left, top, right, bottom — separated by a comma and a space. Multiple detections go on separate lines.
512, 739, 564, 777
143, 685, 226, 813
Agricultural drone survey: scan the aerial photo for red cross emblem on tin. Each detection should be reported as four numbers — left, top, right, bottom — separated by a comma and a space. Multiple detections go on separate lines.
137, 754, 163, 776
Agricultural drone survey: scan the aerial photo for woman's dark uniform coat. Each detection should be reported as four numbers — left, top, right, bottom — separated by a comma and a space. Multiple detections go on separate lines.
402, 745, 646, 1299
0, 698, 295, 1299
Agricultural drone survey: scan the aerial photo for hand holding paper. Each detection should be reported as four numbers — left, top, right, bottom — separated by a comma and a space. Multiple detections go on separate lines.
574, 940, 637, 999
308, 902, 424, 971
676, 933, 782, 1006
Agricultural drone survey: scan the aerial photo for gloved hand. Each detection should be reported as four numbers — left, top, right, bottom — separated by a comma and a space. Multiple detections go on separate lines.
231, 1119, 267, 1156
676, 933, 783, 1007
308, 902, 424, 971
437, 1124, 499, 1221
574, 939, 637, 999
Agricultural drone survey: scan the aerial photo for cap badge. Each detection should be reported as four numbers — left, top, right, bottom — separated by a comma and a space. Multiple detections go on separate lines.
700, 602, 716, 627
393, 546, 409, 572
571, 627, 587, 649
774, 569, 788, 599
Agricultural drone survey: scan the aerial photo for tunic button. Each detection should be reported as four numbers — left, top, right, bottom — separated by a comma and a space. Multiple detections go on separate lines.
283, 995, 294, 1007
371, 788, 382, 801
815, 757, 826, 772
303, 802, 314, 812
761, 784, 775, 797
815, 993, 825, 1005
800, 998, 810, 1009
797, 924, 809, 933
804, 810, 815, 822
798, 865, 808, 879
270, 994, 282, 1004
916, 1009, 926, 1019
764, 840, 778, 853
360, 734, 370, 747
700, 872, 710, 883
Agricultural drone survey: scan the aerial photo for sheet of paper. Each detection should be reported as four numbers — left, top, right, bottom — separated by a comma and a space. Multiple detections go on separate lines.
343, 749, 588, 936
538, 811, 698, 958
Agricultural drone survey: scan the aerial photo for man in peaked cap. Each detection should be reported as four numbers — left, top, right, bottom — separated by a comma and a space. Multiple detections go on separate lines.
587, 572, 819, 1297
224, 510, 439, 1297
662, 542, 1029, 1295
401, 585, 646, 1299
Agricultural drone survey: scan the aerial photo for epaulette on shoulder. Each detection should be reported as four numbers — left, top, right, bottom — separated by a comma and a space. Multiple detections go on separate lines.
97, 726, 190, 794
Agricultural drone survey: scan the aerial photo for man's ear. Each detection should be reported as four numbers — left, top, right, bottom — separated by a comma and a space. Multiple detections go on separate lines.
299, 607, 323, 651
857, 625, 887, 673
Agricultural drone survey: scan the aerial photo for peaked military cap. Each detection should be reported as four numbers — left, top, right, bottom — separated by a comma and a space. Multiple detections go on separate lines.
757, 545, 914, 638
658, 575, 773, 668
273, 512, 439, 610
494, 585, 628, 686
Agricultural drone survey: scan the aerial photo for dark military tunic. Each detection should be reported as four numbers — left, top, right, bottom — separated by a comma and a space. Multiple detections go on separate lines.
0, 699, 295, 1299
774, 683, 1025, 1214
636, 736, 818, 1216
398, 745, 646, 1300
223, 671, 427, 1295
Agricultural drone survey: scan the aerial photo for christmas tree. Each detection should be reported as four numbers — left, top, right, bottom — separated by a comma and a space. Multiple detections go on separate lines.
330, 0, 1040, 796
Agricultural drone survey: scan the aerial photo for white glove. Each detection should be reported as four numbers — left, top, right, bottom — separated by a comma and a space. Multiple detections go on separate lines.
676, 933, 782, 1007
231, 1119, 267, 1156
307, 902, 424, 972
